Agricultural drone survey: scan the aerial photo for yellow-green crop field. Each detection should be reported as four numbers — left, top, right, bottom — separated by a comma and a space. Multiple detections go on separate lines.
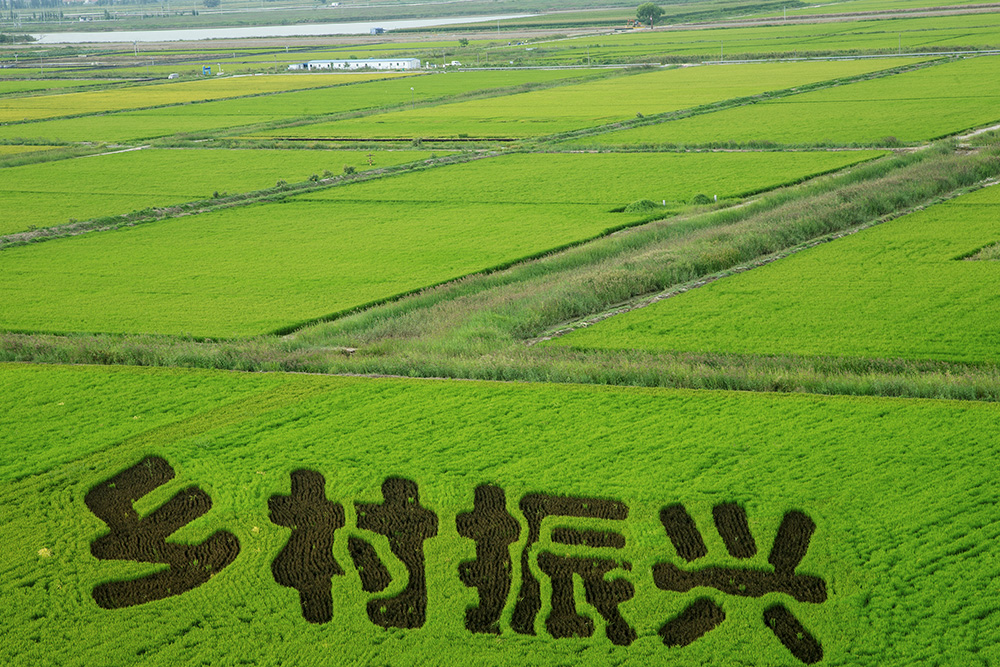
3, 364, 1000, 666
575, 56, 1000, 147
0, 145, 53, 157
0, 69, 598, 144
758, 0, 987, 17
0, 147, 440, 235
549, 182, 1000, 363
525, 12, 1000, 63
306, 151, 886, 207
260, 58, 915, 140
0, 150, 881, 337
0, 79, 121, 94
0, 72, 413, 123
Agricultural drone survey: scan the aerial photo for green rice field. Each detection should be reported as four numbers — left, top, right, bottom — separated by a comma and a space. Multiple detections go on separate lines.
0, 72, 412, 123
260, 58, 916, 140
570, 56, 1000, 147
0, 150, 882, 337
0, 69, 598, 144
524, 12, 1000, 63
306, 150, 886, 206
2, 363, 999, 666
0, 147, 440, 235
759, 0, 988, 16
548, 183, 1000, 363
0, 79, 122, 95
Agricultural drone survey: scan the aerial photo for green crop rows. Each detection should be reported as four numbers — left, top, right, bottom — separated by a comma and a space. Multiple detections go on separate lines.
523, 12, 1000, 63
0, 72, 411, 123
3, 364, 1000, 666
307, 150, 886, 206
0, 147, 440, 235
573, 56, 1000, 147
0, 79, 119, 95
262, 59, 915, 140
757, 0, 987, 17
0, 69, 599, 144
549, 183, 1000, 363
0, 150, 881, 337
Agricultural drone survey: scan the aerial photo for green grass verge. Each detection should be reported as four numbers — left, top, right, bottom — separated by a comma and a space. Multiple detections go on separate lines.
0, 145, 53, 156
969, 241, 1000, 261
2, 364, 1000, 665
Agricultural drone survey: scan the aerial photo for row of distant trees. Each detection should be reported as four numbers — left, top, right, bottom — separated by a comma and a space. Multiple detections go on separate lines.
0, 0, 62, 9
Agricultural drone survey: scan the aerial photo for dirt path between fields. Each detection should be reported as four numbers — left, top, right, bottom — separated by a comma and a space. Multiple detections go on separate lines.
957, 122, 1000, 141
79, 145, 151, 159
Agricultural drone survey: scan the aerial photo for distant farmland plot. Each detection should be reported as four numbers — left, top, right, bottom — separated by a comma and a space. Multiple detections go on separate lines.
525, 13, 1000, 63
0, 72, 412, 123
0, 147, 440, 235
548, 184, 1000, 364
758, 0, 992, 17
0, 80, 120, 95
0, 69, 597, 144
261, 59, 915, 140
576, 56, 1000, 147
306, 150, 887, 206
0, 150, 883, 337
3, 364, 1000, 666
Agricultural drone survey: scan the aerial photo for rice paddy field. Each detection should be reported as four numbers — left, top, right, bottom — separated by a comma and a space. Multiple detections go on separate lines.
571, 56, 1000, 147
0, 72, 413, 123
306, 151, 885, 206
523, 12, 1000, 63
758, 0, 988, 17
3, 364, 1000, 666
5, 10, 1000, 665
0, 69, 598, 144
0, 79, 121, 94
548, 183, 1000, 363
0, 147, 440, 234
0, 150, 881, 337
258, 58, 915, 140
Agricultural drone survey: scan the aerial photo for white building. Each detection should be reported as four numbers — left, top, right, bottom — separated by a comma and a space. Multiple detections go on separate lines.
289, 58, 421, 71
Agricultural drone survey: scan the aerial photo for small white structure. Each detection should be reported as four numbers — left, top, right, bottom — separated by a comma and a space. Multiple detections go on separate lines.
291, 58, 421, 71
